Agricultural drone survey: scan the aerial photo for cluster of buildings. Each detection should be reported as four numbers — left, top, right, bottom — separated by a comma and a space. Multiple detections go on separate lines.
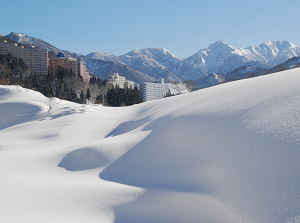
0, 39, 171, 103
0, 40, 89, 83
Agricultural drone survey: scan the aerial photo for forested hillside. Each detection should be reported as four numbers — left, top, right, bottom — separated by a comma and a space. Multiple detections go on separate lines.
0, 53, 141, 106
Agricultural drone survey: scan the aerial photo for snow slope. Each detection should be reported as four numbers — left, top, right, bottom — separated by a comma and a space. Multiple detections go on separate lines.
1, 68, 300, 222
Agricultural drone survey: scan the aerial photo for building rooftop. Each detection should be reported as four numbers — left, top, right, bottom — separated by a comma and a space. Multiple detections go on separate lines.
57, 52, 65, 58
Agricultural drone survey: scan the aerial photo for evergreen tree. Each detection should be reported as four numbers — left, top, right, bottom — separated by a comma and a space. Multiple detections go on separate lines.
132, 87, 142, 104
86, 88, 91, 101
105, 86, 142, 107
80, 89, 85, 103
56, 66, 65, 80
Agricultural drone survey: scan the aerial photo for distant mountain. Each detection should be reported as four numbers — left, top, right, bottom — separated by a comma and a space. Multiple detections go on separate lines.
186, 40, 300, 74
4, 32, 300, 86
185, 41, 267, 74
195, 55, 300, 90
246, 41, 300, 67
86, 52, 126, 65
120, 52, 182, 82
120, 48, 202, 81
86, 59, 156, 83
91, 41, 300, 82
87, 49, 184, 82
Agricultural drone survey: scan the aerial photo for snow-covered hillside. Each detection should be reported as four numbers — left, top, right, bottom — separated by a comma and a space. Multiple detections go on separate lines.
1, 68, 300, 222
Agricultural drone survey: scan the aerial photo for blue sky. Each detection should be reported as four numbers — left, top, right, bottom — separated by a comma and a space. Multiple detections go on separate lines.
2, 0, 300, 58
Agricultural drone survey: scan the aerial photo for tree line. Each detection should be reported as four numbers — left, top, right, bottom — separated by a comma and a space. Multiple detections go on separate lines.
106, 86, 142, 107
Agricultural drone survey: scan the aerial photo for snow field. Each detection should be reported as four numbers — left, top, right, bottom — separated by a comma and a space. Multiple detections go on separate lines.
1, 68, 300, 222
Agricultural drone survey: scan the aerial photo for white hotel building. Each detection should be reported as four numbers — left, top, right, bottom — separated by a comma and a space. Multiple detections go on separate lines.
106, 73, 134, 89
140, 78, 169, 102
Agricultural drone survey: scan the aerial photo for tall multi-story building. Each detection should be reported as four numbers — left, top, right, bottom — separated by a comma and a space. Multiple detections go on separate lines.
140, 78, 169, 102
48, 52, 89, 83
106, 73, 134, 89
0, 41, 48, 76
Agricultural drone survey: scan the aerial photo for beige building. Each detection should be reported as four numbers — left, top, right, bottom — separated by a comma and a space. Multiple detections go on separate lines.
106, 73, 134, 89
48, 53, 89, 83
0, 41, 48, 76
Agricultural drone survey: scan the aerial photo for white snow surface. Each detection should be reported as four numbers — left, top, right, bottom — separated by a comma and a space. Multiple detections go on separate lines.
1, 68, 300, 222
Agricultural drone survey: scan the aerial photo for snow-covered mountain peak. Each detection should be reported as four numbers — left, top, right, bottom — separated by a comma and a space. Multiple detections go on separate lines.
209, 40, 227, 47
6, 32, 61, 54
245, 40, 300, 65
8, 32, 27, 39
8, 32, 41, 44
206, 40, 236, 54
156, 47, 182, 60
16, 33, 27, 38
125, 47, 183, 61
263, 40, 294, 49
85, 51, 125, 64
247, 40, 297, 53
124, 49, 142, 57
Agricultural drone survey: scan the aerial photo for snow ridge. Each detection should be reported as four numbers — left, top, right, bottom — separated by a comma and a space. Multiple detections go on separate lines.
1, 68, 300, 222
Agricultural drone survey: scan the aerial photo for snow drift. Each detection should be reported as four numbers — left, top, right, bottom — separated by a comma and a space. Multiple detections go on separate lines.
1, 68, 300, 223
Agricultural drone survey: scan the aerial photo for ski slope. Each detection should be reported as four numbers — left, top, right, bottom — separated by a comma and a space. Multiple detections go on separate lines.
1, 68, 300, 222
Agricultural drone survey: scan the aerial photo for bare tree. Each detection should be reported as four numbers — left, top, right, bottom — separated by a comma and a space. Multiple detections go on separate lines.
183, 80, 197, 92
88, 82, 107, 104
44, 97, 51, 115
170, 80, 197, 94
170, 80, 184, 95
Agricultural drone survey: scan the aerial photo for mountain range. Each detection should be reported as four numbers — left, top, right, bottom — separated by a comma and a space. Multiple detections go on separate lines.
4, 32, 300, 87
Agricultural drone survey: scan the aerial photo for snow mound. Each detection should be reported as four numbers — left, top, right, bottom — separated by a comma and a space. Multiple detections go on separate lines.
1, 68, 300, 222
